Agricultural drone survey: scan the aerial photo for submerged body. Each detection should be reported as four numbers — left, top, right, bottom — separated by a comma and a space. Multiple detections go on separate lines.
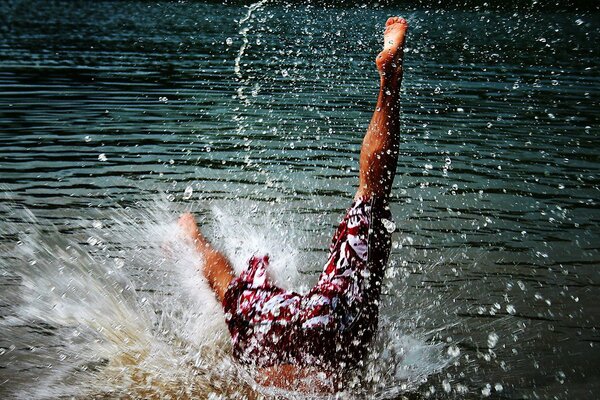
179, 17, 408, 392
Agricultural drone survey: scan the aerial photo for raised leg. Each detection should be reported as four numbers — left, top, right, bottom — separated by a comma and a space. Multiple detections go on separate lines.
356, 17, 408, 200
178, 213, 235, 303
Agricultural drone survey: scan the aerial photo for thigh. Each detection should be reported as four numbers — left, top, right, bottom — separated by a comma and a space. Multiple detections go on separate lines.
318, 196, 393, 289
222, 255, 303, 366
297, 196, 394, 364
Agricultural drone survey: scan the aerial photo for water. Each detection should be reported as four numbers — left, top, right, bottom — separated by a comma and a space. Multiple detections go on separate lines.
1, 1, 599, 398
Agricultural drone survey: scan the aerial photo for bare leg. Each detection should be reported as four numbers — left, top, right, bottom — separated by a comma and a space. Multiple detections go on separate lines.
356, 17, 408, 200
178, 213, 235, 303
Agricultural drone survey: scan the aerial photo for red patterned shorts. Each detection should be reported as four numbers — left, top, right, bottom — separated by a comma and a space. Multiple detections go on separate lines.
222, 197, 393, 369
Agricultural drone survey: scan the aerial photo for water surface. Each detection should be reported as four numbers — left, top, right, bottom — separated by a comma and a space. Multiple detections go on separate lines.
1, 1, 599, 399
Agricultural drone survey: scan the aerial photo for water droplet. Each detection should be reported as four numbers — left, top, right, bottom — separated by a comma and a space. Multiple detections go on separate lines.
159, 96, 168, 103
226, 37, 233, 46
442, 380, 451, 393
98, 153, 107, 162
487, 332, 499, 348
183, 185, 193, 200
84, 135, 92, 142
482, 384, 491, 397
447, 345, 460, 357
381, 218, 396, 233
495, 383, 503, 392
506, 304, 516, 315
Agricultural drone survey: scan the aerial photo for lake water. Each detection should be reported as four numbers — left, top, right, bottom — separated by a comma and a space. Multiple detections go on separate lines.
1, 1, 599, 399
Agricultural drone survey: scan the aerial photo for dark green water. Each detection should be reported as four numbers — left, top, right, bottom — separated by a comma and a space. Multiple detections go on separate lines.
1, 1, 599, 399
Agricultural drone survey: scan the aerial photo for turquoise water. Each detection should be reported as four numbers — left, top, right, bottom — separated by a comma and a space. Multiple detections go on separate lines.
1, 1, 599, 398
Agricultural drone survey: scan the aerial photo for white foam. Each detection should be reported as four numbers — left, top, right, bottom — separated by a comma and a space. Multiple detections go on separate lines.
0, 199, 453, 399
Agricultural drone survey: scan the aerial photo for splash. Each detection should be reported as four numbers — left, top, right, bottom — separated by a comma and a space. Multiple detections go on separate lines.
234, 0, 269, 103
0, 201, 247, 399
0, 198, 453, 399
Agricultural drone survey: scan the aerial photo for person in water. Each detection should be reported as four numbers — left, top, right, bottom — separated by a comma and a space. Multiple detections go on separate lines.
179, 17, 408, 391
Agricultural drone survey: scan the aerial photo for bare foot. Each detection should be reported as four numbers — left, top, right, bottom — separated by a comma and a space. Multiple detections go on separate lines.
177, 212, 235, 302
178, 212, 207, 246
376, 17, 408, 79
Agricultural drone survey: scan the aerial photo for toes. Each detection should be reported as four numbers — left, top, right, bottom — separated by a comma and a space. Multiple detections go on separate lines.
385, 16, 408, 27
385, 17, 398, 26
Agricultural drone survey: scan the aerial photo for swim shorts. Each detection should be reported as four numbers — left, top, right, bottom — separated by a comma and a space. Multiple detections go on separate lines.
222, 196, 393, 369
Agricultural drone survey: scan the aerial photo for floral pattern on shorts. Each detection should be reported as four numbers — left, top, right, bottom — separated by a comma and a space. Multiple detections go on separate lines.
222, 197, 393, 368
